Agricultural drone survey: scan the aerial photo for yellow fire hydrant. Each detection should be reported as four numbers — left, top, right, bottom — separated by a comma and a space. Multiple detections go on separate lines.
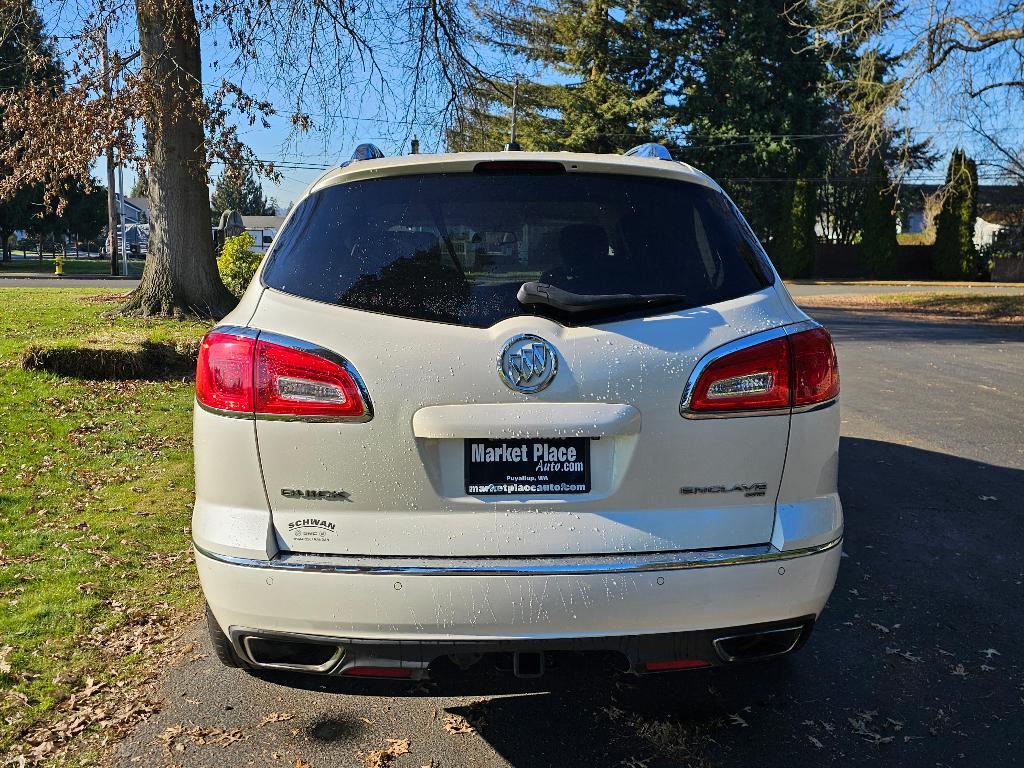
54, 255, 64, 276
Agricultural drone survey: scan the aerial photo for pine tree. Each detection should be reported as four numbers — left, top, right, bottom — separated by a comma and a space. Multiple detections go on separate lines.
659, 0, 826, 257
450, 0, 667, 153
933, 149, 978, 279
859, 156, 899, 277
210, 165, 273, 218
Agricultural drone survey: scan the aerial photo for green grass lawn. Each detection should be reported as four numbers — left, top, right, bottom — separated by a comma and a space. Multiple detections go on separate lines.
0, 289, 209, 760
0, 257, 145, 278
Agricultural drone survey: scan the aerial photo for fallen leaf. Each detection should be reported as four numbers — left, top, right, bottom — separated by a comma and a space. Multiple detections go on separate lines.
258, 711, 294, 727
365, 738, 411, 768
0, 645, 13, 674
442, 713, 475, 735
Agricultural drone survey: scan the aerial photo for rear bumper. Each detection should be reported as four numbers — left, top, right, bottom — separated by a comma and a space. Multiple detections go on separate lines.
197, 537, 841, 671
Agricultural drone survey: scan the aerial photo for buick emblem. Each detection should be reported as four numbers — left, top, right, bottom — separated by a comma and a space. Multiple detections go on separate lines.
498, 334, 558, 393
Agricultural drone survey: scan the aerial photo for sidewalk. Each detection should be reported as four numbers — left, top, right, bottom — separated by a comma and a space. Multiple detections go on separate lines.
0, 272, 138, 280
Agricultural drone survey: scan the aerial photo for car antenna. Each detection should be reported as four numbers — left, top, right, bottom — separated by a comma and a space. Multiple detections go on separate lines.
504, 77, 522, 151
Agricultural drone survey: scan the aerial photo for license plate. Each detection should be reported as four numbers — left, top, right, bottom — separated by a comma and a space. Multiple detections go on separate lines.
464, 438, 591, 495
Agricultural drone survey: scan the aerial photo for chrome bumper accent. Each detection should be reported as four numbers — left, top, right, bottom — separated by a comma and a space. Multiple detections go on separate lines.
194, 536, 841, 577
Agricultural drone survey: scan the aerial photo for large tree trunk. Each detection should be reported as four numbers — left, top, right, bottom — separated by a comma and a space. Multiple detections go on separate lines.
121, 0, 235, 318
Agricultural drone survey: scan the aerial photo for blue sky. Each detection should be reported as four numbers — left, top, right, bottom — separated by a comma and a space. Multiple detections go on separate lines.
66, 1, 1019, 207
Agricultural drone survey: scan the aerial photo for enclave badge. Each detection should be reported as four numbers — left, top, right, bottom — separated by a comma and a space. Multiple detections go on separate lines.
680, 483, 767, 498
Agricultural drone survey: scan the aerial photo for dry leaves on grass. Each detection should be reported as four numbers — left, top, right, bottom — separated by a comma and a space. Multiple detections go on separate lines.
0, 645, 13, 674
364, 738, 411, 768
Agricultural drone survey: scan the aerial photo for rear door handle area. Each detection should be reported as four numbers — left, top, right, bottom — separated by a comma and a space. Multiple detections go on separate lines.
411, 403, 641, 439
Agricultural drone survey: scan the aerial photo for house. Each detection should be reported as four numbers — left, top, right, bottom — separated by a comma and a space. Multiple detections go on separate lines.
899, 184, 1024, 248
241, 215, 286, 254
115, 194, 149, 225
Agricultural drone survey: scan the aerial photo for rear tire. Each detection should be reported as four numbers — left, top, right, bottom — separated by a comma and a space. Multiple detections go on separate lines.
206, 604, 244, 668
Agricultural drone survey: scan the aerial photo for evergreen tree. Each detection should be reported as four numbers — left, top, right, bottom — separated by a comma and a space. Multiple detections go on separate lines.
0, 1, 61, 261
933, 149, 979, 279
450, 0, 668, 153
663, 0, 827, 254
774, 176, 818, 278
210, 166, 274, 217
859, 156, 899, 277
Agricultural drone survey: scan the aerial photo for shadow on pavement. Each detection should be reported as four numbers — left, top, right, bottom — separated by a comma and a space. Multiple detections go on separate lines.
804, 306, 1024, 345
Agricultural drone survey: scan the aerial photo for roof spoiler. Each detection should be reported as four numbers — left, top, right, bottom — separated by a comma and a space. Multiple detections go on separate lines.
624, 143, 672, 160
341, 143, 385, 167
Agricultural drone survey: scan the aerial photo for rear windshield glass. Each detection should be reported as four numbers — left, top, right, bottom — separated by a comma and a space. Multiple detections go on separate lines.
262, 172, 774, 327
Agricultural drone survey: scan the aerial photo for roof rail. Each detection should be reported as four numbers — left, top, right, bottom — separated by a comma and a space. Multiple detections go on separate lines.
341, 143, 385, 167
624, 143, 673, 160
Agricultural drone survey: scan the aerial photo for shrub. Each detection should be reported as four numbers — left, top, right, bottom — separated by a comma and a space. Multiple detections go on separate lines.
773, 177, 817, 278
21, 334, 199, 380
217, 232, 262, 297
859, 159, 899, 278
933, 149, 979, 279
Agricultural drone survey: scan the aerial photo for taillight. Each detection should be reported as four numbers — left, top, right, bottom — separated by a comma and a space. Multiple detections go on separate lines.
195, 328, 371, 421
790, 327, 840, 406
683, 325, 838, 415
196, 331, 256, 413
255, 338, 368, 420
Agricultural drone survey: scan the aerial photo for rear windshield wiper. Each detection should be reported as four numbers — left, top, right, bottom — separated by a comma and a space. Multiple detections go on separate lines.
517, 282, 687, 314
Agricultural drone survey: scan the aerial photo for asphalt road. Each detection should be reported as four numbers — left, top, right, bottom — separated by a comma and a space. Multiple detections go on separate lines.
116, 308, 1024, 768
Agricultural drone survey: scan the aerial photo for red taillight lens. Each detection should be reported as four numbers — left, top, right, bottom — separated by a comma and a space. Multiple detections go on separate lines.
688, 336, 791, 412
196, 329, 369, 420
685, 327, 838, 414
196, 331, 256, 413
255, 339, 367, 419
790, 328, 840, 406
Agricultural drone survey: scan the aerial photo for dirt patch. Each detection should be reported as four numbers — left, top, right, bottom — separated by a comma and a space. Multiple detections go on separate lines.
21, 334, 200, 380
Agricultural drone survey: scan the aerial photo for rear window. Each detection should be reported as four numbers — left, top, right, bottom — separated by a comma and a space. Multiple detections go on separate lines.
262, 172, 774, 327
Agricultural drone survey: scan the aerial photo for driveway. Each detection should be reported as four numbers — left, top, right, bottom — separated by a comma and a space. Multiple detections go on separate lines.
115, 308, 1024, 767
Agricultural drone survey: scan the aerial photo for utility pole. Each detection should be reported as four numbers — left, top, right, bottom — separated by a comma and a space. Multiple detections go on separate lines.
100, 24, 120, 275
118, 159, 127, 276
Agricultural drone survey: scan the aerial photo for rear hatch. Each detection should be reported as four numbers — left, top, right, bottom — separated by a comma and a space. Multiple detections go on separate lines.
248, 163, 795, 557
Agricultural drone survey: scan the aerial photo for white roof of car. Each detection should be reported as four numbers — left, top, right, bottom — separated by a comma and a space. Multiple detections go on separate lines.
308, 151, 720, 197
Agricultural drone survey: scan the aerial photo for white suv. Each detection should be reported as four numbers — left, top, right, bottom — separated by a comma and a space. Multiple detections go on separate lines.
193, 145, 842, 679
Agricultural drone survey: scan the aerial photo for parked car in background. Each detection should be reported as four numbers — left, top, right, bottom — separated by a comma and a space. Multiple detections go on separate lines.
192, 144, 842, 680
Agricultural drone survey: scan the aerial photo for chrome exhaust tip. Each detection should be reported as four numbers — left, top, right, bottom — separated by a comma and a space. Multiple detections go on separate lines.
241, 635, 344, 673
712, 625, 805, 663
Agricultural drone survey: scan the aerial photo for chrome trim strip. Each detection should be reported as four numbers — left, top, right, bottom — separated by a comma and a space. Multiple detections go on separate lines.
679, 319, 821, 419
194, 536, 842, 577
